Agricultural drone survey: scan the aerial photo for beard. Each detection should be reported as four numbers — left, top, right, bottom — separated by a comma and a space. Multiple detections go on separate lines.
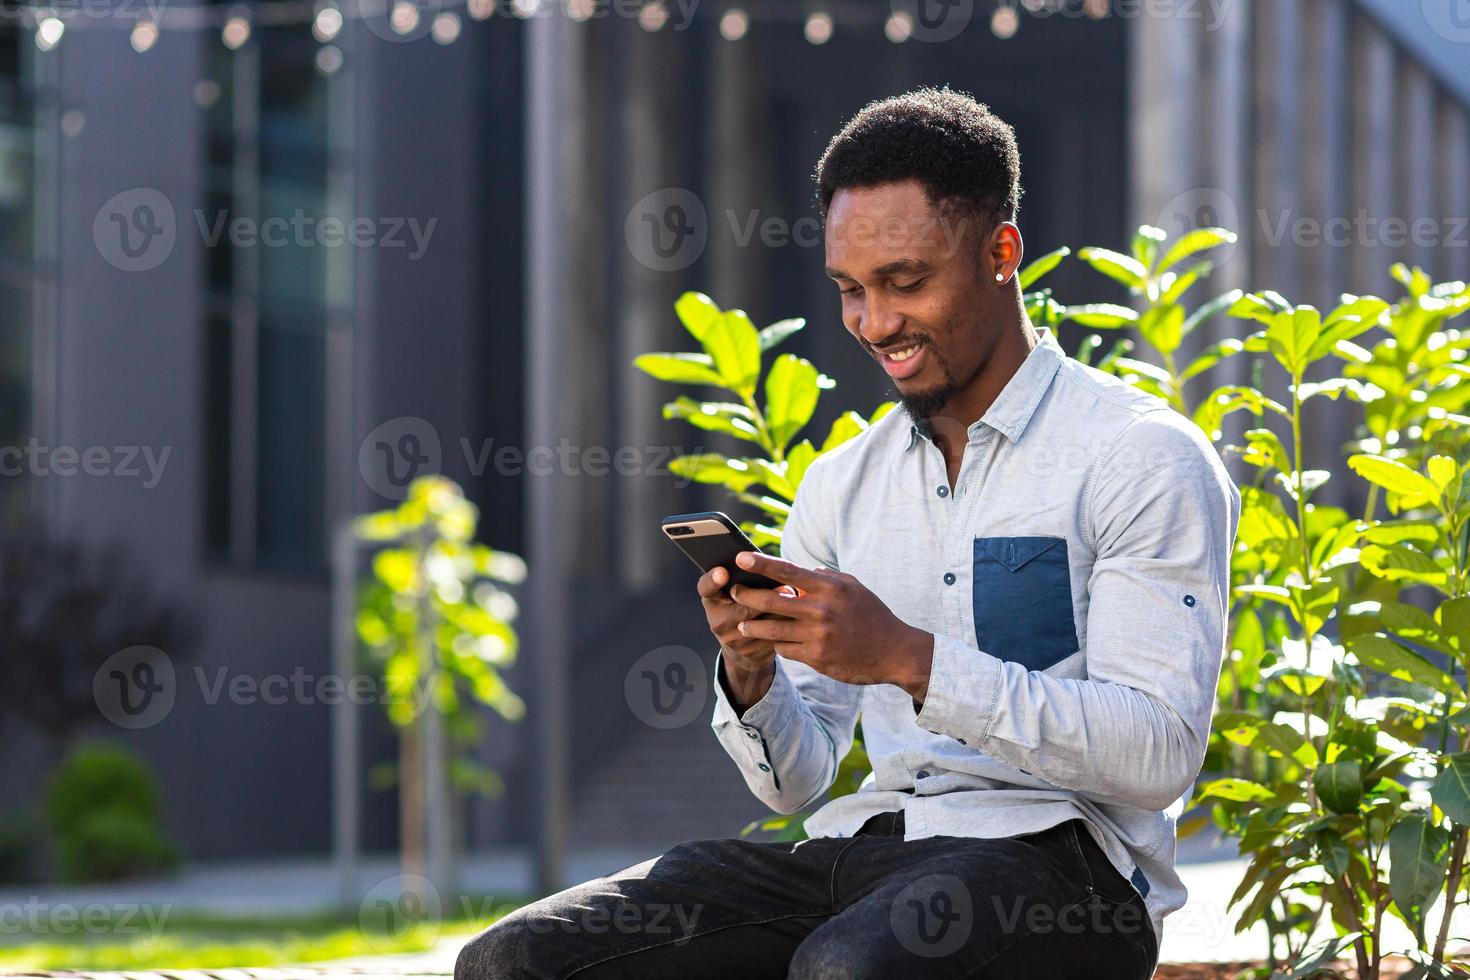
893, 342, 963, 431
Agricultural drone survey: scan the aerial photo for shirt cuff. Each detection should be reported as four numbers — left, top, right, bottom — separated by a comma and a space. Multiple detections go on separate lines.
710, 649, 799, 791
913, 633, 1002, 745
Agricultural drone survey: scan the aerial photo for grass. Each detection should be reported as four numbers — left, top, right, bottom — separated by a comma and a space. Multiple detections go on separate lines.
0, 896, 525, 971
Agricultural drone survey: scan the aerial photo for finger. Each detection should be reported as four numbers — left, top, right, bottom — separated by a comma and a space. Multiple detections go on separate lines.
729, 583, 813, 617
738, 616, 803, 643
696, 566, 730, 600
734, 551, 828, 591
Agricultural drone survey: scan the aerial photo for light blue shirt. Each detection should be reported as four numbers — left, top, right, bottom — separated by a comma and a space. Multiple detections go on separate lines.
710, 324, 1242, 941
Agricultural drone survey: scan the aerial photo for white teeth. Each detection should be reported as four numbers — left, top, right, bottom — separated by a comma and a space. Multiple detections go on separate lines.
887, 345, 920, 362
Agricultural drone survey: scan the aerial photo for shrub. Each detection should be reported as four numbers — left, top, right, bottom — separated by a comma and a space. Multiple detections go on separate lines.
44, 742, 181, 882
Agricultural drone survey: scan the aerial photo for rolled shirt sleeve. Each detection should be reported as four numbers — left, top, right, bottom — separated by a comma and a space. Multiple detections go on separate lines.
915, 409, 1242, 811
709, 460, 863, 815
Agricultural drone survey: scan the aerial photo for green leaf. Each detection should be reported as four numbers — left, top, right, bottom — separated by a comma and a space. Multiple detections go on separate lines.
821, 410, 868, 452
1062, 303, 1139, 329
1266, 306, 1322, 375
1180, 288, 1244, 341
633, 352, 725, 386
1077, 247, 1146, 290
1197, 777, 1276, 803
1018, 246, 1070, 290
763, 354, 822, 449
1137, 302, 1185, 354
704, 310, 762, 394
758, 318, 805, 352
662, 397, 761, 442
1347, 455, 1442, 506
1179, 330, 1265, 383
1313, 760, 1363, 814
668, 453, 762, 492
1156, 227, 1237, 274
1130, 225, 1166, 270
674, 291, 722, 342
786, 439, 818, 490
1387, 813, 1449, 937
1348, 633, 1455, 691
1432, 754, 1470, 826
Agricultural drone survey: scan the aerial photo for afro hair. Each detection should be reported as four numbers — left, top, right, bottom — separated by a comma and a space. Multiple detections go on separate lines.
814, 87, 1022, 237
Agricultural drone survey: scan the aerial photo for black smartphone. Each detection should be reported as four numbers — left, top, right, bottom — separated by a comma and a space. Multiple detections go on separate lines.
661, 511, 783, 591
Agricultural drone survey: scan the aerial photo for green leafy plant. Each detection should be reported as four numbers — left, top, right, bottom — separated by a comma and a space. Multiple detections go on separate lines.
354, 476, 527, 879
44, 741, 180, 882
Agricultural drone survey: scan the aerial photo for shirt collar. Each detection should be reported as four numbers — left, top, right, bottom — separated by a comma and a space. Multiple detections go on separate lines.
904, 326, 1065, 452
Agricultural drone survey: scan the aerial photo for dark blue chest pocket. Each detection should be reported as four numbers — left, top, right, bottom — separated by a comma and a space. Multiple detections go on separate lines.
972, 536, 1080, 672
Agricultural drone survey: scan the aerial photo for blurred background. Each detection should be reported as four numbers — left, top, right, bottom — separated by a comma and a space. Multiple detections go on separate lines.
0, 0, 1466, 961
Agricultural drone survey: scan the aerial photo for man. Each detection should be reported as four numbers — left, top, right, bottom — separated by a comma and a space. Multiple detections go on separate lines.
457, 87, 1240, 979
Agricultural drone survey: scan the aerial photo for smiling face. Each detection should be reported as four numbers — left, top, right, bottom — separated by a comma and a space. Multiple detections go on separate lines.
824, 179, 1021, 425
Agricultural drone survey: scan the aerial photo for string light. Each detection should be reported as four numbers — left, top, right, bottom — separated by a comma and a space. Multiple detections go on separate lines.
222, 8, 252, 48
130, 17, 159, 51
315, 44, 344, 74
803, 9, 832, 44
991, 2, 1019, 38
431, 10, 461, 42
883, 9, 911, 42
718, 7, 747, 39
13, 0, 1061, 53
389, 0, 420, 35
638, 0, 667, 31
34, 15, 64, 50
313, 2, 343, 41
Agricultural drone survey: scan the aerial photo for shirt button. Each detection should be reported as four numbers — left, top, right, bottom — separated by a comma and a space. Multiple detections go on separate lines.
916, 770, 930, 779
1183, 594, 1197, 607
943, 572, 956, 585
745, 730, 759, 739
757, 763, 770, 772
936, 485, 948, 497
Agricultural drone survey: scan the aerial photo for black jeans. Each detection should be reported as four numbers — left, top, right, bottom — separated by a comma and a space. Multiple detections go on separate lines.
455, 812, 1158, 980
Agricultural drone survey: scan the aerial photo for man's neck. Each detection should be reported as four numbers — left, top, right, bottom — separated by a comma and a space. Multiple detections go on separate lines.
929, 316, 1040, 457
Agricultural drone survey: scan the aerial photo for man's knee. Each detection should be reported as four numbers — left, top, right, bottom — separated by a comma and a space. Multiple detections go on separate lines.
787, 930, 895, 980
455, 907, 554, 980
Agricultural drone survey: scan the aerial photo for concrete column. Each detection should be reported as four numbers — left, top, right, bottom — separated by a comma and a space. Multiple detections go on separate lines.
1250, 0, 1301, 298
1348, 16, 1397, 300
616, 26, 686, 591
1435, 98, 1470, 284
1300, 0, 1349, 310
1127, 7, 1201, 235
1197, 0, 1251, 325
1396, 63, 1437, 277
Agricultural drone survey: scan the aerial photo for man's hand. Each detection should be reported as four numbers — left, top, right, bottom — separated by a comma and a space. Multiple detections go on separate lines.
697, 565, 799, 712
728, 551, 934, 701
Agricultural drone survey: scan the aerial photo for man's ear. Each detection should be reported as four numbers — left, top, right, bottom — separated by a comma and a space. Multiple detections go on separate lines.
988, 222, 1024, 282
